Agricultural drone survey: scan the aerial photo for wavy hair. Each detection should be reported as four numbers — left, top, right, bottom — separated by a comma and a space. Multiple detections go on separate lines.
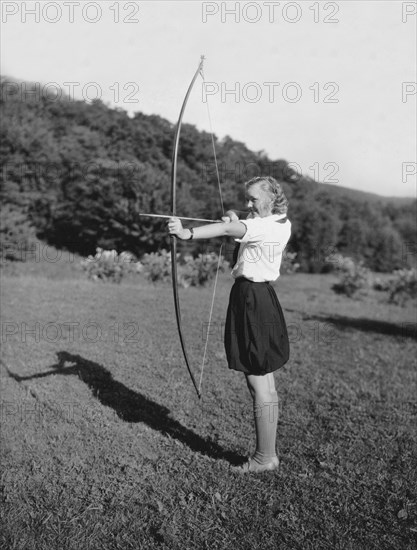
245, 176, 289, 215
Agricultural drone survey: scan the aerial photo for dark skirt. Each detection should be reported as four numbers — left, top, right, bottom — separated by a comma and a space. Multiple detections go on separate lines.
224, 277, 290, 375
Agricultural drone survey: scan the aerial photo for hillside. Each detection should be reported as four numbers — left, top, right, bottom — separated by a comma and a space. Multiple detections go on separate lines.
1, 76, 416, 272
320, 183, 415, 205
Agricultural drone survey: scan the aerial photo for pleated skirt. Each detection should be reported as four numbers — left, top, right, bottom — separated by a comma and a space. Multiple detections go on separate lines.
224, 277, 290, 375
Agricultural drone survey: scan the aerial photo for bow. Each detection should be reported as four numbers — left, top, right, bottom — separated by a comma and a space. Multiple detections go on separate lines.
170, 56, 206, 399
170, 56, 224, 400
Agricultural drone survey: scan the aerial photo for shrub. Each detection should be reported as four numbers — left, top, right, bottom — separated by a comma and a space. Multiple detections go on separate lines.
139, 249, 171, 283
281, 251, 300, 275
330, 254, 371, 298
386, 268, 417, 306
81, 248, 139, 283
139, 249, 226, 287
373, 277, 390, 292
83, 248, 228, 287
180, 252, 227, 288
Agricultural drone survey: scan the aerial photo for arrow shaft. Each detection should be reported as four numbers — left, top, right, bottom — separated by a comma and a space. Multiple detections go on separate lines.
139, 213, 220, 224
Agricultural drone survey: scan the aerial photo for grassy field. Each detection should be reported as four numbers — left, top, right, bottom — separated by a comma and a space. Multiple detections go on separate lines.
1, 265, 416, 550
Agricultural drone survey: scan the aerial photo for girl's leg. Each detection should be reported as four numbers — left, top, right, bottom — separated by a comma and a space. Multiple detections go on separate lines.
243, 372, 279, 470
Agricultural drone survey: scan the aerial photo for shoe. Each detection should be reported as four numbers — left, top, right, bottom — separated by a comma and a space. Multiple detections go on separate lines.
233, 456, 279, 474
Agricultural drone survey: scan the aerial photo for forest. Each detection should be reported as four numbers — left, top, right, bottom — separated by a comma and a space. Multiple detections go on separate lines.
1, 76, 415, 272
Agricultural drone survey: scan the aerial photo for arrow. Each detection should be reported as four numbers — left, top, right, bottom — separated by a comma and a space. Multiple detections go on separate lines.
139, 213, 221, 224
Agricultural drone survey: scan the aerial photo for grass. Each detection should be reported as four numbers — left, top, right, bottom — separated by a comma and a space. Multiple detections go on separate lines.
1, 263, 416, 550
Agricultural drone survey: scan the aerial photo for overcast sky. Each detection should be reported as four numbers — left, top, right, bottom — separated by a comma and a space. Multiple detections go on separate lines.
2, 0, 416, 197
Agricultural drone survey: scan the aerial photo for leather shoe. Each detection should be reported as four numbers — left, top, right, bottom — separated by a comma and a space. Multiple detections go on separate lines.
233, 456, 279, 474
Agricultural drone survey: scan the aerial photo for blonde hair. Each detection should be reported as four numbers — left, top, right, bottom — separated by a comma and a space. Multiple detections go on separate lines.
245, 176, 288, 215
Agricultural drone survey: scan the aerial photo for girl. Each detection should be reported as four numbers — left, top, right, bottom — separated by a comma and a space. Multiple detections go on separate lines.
168, 176, 291, 473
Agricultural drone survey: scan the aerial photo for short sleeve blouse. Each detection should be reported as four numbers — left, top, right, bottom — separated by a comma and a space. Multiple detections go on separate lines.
231, 213, 291, 282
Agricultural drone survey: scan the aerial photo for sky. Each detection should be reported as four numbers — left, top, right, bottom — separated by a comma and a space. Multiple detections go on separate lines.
1, 0, 416, 197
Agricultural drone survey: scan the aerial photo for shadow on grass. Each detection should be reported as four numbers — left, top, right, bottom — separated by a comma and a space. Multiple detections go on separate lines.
302, 313, 417, 340
6, 351, 243, 465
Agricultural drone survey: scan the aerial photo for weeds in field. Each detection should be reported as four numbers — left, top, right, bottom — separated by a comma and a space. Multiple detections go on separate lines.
280, 251, 300, 275
330, 254, 371, 298
386, 268, 417, 306
81, 248, 292, 287
123, 249, 227, 287
80, 248, 139, 283
179, 253, 227, 288
138, 249, 171, 283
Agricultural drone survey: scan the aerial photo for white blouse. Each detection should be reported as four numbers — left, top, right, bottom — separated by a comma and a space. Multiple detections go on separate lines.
231, 213, 291, 282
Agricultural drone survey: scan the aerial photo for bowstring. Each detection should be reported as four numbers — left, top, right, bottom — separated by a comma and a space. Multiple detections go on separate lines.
199, 59, 224, 216
198, 58, 225, 395
198, 242, 223, 394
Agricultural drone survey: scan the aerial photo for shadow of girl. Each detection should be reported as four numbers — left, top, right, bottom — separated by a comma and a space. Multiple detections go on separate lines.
7, 351, 242, 465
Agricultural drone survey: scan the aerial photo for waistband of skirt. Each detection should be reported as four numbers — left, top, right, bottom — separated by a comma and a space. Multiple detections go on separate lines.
234, 276, 270, 285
